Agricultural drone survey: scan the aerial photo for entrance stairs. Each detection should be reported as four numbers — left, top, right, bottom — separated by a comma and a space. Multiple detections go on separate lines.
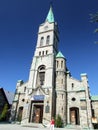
21, 123, 93, 130
65, 125, 82, 130
21, 123, 45, 128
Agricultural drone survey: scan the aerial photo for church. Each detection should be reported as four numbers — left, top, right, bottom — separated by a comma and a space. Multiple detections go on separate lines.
11, 6, 98, 129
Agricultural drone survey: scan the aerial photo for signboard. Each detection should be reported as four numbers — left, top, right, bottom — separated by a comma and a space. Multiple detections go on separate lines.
33, 95, 44, 100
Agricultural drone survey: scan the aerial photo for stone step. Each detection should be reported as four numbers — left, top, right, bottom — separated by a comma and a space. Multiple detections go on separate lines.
65, 125, 81, 130
21, 123, 45, 128
21, 123, 93, 130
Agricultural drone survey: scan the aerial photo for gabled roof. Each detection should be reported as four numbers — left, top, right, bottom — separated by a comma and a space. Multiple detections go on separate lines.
4, 89, 14, 105
46, 6, 54, 23
56, 51, 65, 58
0, 88, 14, 105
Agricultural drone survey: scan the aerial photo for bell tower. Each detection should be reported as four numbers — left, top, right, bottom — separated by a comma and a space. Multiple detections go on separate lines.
25, 6, 59, 123
28, 6, 59, 91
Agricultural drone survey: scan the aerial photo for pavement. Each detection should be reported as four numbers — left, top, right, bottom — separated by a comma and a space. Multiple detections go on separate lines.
0, 123, 72, 130
0, 123, 45, 130
0, 122, 95, 130
0, 123, 62, 130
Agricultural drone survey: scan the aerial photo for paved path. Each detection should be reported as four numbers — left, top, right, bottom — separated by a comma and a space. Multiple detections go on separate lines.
0, 123, 66, 130
0, 123, 94, 130
0, 123, 45, 130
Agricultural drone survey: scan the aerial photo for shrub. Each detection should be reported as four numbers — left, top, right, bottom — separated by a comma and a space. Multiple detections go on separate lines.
55, 114, 63, 128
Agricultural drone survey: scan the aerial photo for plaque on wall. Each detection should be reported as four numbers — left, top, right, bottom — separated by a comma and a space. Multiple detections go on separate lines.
45, 105, 50, 113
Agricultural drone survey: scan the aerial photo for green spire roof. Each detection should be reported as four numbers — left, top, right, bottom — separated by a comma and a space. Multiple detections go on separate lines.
56, 51, 65, 58
46, 6, 54, 23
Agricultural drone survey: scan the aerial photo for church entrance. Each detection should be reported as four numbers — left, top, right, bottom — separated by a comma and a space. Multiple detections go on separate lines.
70, 107, 80, 125
30, 101, 44, 123
32, 104, 43, 123
17, 107, 23, 122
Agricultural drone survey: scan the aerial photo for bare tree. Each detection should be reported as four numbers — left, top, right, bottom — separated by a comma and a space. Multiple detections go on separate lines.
90, 12, 98, 44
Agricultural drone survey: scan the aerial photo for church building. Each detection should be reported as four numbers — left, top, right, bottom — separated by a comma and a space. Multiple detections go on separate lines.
11, 6, 98, 129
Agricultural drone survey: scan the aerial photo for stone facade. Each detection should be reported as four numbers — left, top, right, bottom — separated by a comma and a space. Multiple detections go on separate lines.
11, 7, 98, 129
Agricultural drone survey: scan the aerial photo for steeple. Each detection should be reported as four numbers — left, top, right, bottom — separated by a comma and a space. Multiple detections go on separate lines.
46, 6, 54, 23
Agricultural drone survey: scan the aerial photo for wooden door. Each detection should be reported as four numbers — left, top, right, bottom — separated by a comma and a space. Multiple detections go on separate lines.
35, 108, 40, 123
70, 107, 80, 125
70, 110, 76, 124
31, 104, 43, 123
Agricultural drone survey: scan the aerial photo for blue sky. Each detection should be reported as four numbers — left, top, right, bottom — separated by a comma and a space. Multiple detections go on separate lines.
0, 0, 98, 95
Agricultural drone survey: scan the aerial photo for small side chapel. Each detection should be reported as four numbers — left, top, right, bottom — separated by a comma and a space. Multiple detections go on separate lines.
11, 6, 98, 129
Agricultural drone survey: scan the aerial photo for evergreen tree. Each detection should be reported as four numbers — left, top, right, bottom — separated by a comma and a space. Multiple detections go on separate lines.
55, 114, 63, 128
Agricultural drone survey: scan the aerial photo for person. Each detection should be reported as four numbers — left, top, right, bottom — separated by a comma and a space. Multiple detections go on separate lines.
50, 117, 55, 130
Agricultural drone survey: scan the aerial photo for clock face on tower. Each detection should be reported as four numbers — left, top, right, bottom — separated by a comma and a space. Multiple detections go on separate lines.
44, 26, 48, 30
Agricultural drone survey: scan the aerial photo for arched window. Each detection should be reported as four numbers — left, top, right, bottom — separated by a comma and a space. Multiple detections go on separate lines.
40, 37, 44, 46
46, 35, 50, 44
37, 65, 46, 86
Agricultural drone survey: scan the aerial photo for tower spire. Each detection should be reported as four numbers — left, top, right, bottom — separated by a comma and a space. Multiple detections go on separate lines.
46, 5, 54, 23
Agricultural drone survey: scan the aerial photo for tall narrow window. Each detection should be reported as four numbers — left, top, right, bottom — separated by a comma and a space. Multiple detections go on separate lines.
92, 109, 95, 117
39, 72, 45, 85
62, 107, 63, 113
46, 35, 50, 44
24, 87, 26, 92
37, 65, 46, 86
40, 37, 44, 46
42, 51, 44, 56
57, 61, 59, 68
72, 83, 74, 89
61, 79, 63, 84
46, 50, 48, 55
62, 94, 63, 99
39, 51, 41, 56
61, 61, 63, 68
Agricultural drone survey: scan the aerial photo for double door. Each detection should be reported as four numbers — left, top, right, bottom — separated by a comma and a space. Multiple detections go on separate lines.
32, 104, 43, 123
